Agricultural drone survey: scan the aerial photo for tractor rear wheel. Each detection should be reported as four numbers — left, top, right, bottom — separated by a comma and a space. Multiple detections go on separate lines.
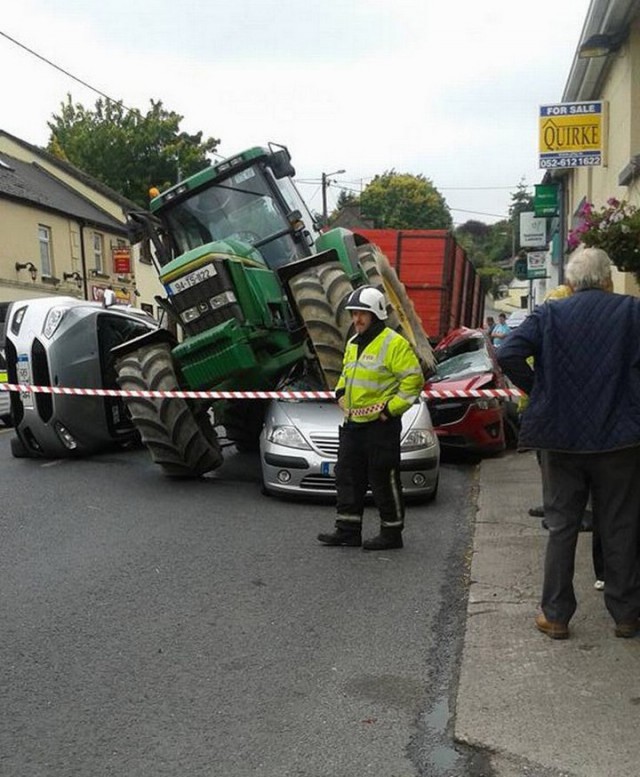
358, 243, 435, 373
116, 342, 223, 478
357, 244, 403, 332
288, 261, 353, 389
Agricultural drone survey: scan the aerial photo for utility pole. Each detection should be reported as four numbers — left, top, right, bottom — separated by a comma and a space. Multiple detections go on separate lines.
321, 169, 345, 225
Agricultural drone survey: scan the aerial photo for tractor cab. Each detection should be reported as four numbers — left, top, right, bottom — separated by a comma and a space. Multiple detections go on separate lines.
144, 145, 319, 272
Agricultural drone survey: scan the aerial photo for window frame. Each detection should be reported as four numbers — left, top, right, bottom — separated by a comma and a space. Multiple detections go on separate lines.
93, 232, 104, 274
38, 224, 53, 277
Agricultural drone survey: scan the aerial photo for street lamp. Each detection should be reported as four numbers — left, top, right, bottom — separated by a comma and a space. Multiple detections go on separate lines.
578, 32, 625, 58
15, 261, 38, 281
321, 168, 346, 225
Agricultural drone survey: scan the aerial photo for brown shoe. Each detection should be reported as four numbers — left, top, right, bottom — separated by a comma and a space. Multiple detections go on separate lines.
614, 620, 640, 638
535, 612, 569, 640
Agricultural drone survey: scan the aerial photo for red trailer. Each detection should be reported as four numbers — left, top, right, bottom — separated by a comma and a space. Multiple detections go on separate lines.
353, 229, 484, 342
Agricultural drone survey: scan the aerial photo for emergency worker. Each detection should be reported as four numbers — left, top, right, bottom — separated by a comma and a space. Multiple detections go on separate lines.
317, 286, 424, 551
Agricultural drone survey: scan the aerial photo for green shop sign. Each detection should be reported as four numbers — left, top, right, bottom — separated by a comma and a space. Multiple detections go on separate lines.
534, 184, 559, 217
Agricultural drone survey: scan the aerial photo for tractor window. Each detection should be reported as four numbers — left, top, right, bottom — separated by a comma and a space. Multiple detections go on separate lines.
165, 166, 290, 257
273, 174, 319, 235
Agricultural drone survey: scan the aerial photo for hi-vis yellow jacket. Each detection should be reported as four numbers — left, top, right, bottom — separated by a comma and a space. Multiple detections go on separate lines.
335, 327, 424, 423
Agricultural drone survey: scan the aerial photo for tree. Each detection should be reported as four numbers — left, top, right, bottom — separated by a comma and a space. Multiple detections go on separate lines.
509, 179, 534, 255
359, 171, 452, 230
335, 189, 358, 210
47, 95, 220, 206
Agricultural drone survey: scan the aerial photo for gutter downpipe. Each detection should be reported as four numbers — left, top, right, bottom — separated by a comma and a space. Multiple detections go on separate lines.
78, 219, 89, 300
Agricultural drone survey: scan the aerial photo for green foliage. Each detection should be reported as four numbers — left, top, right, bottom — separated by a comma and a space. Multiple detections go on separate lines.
47, 95, 220, 207
336, 189, 358, 209
509, 180, 534, 255
509, 179, 534, 220
454, 214, 519, 298
359, 171, 452, 230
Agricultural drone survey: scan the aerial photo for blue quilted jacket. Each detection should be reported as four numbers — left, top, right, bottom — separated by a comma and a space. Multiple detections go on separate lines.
497, 289, 640, 452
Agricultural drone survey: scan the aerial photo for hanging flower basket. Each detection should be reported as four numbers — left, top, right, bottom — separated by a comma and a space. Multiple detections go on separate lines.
568, 198, 640, 282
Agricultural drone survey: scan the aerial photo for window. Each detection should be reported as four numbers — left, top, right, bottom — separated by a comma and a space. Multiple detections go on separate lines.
38, 225, 52, 276
93, 232, 104, 273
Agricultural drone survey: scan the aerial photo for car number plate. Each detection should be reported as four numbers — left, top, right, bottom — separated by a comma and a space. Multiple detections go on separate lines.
321, 461, 335, 476
168, 263, 217, 295
17, 354, 34, 408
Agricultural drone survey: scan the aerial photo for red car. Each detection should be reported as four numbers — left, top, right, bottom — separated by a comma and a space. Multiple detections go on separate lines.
424, 327, 517, 454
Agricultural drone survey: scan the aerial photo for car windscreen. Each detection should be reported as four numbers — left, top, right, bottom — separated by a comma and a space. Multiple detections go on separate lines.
431, 348, 493, 382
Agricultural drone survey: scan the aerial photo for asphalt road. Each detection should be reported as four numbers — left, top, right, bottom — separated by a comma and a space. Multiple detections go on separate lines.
0, 429, 489, 777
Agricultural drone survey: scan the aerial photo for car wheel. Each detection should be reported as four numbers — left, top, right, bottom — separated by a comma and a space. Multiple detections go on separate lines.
10, 435, 30, 458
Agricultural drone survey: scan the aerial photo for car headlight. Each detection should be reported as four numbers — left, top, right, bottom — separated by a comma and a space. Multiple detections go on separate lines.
474, 398, 500, 410
401, 429, 437, 451
267, 425, 311, 450
42, 307, 70, 339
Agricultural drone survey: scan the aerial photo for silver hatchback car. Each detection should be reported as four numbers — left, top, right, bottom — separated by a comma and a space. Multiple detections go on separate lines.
260, 397, 440, 500
5, 297, 157, 458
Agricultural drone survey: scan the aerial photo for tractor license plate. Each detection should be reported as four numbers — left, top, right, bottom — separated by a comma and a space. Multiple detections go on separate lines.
321, 461, 335, 476
17, 354, 34, 409
169, 263, 218, 295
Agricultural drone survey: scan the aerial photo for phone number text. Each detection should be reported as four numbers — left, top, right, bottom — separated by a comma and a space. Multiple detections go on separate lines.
539, 155, 601, 169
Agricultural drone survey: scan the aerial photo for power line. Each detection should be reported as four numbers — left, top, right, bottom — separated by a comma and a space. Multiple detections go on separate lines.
449, 207, 508, 219
0, 29, 136, 112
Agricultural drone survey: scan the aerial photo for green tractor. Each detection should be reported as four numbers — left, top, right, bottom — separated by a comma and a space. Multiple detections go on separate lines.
116, 143, 431, 477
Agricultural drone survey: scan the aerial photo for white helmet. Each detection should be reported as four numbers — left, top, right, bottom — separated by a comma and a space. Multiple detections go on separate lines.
345, 286, 388, 320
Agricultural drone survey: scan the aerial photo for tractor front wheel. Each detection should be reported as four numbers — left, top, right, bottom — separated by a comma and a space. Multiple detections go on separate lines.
116, 342, 224, 478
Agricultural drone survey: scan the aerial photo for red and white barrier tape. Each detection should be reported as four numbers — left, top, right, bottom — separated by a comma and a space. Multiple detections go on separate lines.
0, 383, 524, 400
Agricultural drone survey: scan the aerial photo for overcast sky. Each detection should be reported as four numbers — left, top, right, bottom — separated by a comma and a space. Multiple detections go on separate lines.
1, 0, 592, 225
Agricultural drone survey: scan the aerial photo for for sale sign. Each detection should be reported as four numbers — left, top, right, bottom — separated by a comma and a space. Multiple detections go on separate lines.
539, 101, 606, 170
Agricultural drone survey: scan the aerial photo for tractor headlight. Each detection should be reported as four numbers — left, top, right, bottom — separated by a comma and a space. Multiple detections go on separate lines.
267, 425, 311, 450
182, 306, 201, 323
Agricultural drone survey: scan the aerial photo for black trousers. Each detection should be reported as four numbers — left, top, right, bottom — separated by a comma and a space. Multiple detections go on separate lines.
334, 418, 404, 531
540, 446, 640, 625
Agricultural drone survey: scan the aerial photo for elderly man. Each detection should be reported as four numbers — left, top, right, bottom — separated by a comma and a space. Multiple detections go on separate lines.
498, 247, 640, 639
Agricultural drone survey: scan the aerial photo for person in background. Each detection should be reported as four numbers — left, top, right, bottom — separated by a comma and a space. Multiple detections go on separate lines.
317, 286, 424, 551
497, 247, 640, 640
491, 313, 510, 347
484, 316, 496, 336
103, 285, 116, 308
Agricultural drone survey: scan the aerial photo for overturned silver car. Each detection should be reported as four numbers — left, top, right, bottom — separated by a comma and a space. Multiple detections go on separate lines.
5, 297, 157, 458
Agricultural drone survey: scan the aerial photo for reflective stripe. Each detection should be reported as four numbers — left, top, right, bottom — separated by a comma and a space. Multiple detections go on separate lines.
346, 376, 398, 391
337, 513, 362, 525
381, 468, 404, 528
397, 367, 423, 379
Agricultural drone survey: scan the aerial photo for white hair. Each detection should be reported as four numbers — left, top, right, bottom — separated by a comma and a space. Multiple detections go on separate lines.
565, 246, 612, 291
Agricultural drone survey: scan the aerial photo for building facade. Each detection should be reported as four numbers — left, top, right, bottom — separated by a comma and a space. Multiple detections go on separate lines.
551, 0, 640, 294
0, 131, 142, 307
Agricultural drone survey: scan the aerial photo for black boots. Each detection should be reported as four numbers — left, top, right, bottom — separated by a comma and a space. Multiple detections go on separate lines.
317, 526, 403, 550
362, 528, 403, 551
317, 527, 362, 547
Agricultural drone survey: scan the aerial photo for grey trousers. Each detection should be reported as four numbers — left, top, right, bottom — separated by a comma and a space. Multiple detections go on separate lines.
540, 446, 640, 625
